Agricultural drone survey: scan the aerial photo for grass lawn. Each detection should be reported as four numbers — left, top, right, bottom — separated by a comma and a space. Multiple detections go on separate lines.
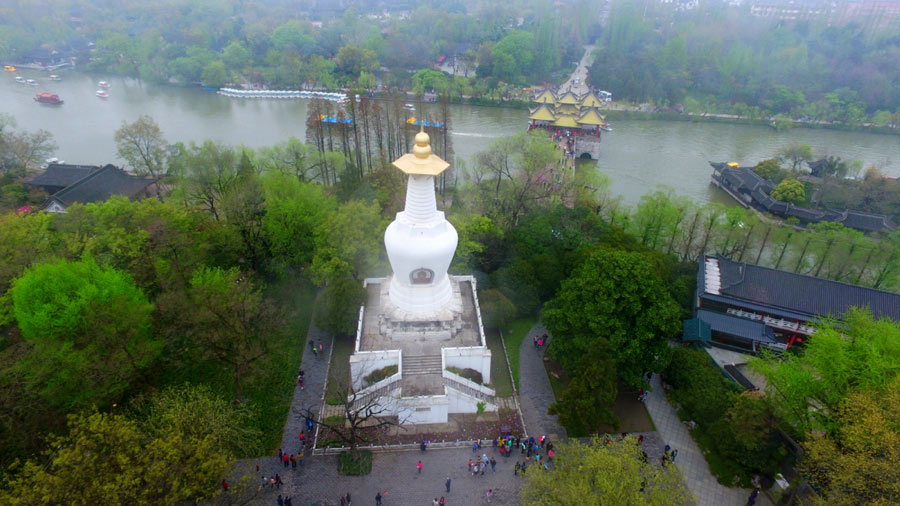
502, 317, 538, 390
484, 328, 514, 397
156, 277, 316, 456
325, 333, 355, 405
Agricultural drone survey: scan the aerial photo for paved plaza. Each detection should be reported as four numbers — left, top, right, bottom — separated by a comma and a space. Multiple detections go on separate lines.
231, 318, 772, 506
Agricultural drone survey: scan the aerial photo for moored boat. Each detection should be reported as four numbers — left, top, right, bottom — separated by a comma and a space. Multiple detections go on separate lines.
49, 74, 61, 81
98, 81, 110, 88
15, 76, 25, 83
96, 89, 109, 98
403, 103, 416, 111
34, 92, 63, 105
4, 65, 16, 72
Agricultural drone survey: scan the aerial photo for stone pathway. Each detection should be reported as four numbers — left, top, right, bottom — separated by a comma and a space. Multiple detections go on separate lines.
279, 323, 333, 456
516, 323, 567, 441
645, 374, 772, 506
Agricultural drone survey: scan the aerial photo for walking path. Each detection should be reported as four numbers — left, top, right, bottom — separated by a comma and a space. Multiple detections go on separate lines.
516, 323, 567, 441
645, 374, 771, 506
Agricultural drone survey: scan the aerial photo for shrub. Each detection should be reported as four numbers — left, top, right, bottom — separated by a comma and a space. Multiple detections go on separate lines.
478, 289, 516, 329
447, 366, 484, 385
771, 178, 805, 204
664, 347, 739, 428
338, 450, 372, 475
362, 365, 398, 386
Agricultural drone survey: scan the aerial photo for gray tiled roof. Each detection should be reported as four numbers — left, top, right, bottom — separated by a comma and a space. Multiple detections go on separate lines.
715, 254, 900, 321
27, 164, 99, 189
53, 165, 154, 206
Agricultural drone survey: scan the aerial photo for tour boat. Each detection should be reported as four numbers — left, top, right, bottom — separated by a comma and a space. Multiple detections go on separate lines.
34, 92, 63, 105
15, 76, 25, 83
41, 157, 65, 168
4, 65, 16, 72
26, 79, 38, 86
403, 103, 416, 111
49, 74, 61, 81
98, 81, 110, 88
96, 89, 108, 98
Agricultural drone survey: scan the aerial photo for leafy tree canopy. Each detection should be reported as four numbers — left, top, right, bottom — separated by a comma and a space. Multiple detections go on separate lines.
521, 436, 694, 505
771, 178, 806, 203
12, 257, 160, 409
543, 248, 681, 386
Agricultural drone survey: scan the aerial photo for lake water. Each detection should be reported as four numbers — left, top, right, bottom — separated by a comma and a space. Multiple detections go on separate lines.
4, 70, 899, 206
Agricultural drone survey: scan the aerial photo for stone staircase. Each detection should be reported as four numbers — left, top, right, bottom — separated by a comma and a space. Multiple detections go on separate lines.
402, 354, 442, 376
350, 377, 401, 411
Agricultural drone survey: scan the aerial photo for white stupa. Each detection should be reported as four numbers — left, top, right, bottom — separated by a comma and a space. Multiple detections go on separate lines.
347, 126, 497, 425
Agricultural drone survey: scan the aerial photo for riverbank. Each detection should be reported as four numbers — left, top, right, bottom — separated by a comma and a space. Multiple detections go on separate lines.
601, 109, 900, 137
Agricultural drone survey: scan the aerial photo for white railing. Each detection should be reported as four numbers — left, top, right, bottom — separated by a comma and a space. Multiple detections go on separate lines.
726, 308, 816, 335
442, 369, 496, 397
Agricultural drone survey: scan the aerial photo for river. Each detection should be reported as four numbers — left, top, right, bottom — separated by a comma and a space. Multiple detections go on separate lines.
4, 70, 899, 207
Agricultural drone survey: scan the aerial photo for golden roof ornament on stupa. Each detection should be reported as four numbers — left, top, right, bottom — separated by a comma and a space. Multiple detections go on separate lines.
392, 123, 450, 176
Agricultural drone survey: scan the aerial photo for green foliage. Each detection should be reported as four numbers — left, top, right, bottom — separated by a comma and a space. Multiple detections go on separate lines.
664, 347, 740, 429
754, 159, 786, 182
751, 309, 900, 436
310, 200, 385, 283
664, 347, 782, 484
362, 365, 398, 386
548, 351, 619, 436
338, 450, 372, 475
771, 178, 806, 203
478, 288, 516, 329
0, 411, 229, 505
801, 377, 900, 506
476, 401, 486, 415
200, 60, 227, 87
262, 172, 336, 269
137, 384, 263, 457
114, 115, 168, 179
313, 277, 367, 337
492, 260, 541, 317
521, 436, 694, 505
543, 248, 681, 387
12, 257, 160, 409
776, 144, 814, 172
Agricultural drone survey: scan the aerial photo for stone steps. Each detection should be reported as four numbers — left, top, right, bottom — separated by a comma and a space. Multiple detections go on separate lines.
403, 354, 442, 376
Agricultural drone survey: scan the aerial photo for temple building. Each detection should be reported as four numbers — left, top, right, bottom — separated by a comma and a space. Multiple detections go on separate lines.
528, 88, 611, 160
683, 254, 900, 353
348, 126, 496, 425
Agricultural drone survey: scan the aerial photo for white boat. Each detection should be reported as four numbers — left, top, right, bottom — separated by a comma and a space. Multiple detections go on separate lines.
25, 79, 38, 86
96, 89, 108, 98
15, 76, 25, 83
403, 103, 416, 111
49, 75, 61, 81
98, 81, 110, 88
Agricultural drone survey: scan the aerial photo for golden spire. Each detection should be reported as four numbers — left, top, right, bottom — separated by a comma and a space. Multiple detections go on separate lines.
392, 119, 449, 176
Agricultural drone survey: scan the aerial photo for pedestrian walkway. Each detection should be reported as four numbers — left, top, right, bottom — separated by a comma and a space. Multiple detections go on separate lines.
517, 323, 567, 441
280, 322, 333, 455
645, 374, 772, 506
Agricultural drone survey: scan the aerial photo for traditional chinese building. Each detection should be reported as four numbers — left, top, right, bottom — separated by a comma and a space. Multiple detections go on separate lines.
528, 88, 610, 160
683, 254, 900, 353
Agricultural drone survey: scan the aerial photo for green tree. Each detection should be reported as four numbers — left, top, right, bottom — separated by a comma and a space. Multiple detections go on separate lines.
771, 178, 806, 203
490, 30, 535, 83
187, 267, 282, 402
521, 436, 694, 505
222, 41, 251, 71
776, 144, 813, 172
310, 200, 386, 283
114, 115, 168, 182
543, 248, 681, 387
335, 45, 378, 78
754, 159, 785, 182
313, 276, 367, 336
548, 350, 619, 435
751, 309, 900, 435
12, 257, 160, 409
200, 60, 227, 88
478, 288, 516, 329
0, 411, 229, 505
262, 172, 336, 269
801, 377, 900, 506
